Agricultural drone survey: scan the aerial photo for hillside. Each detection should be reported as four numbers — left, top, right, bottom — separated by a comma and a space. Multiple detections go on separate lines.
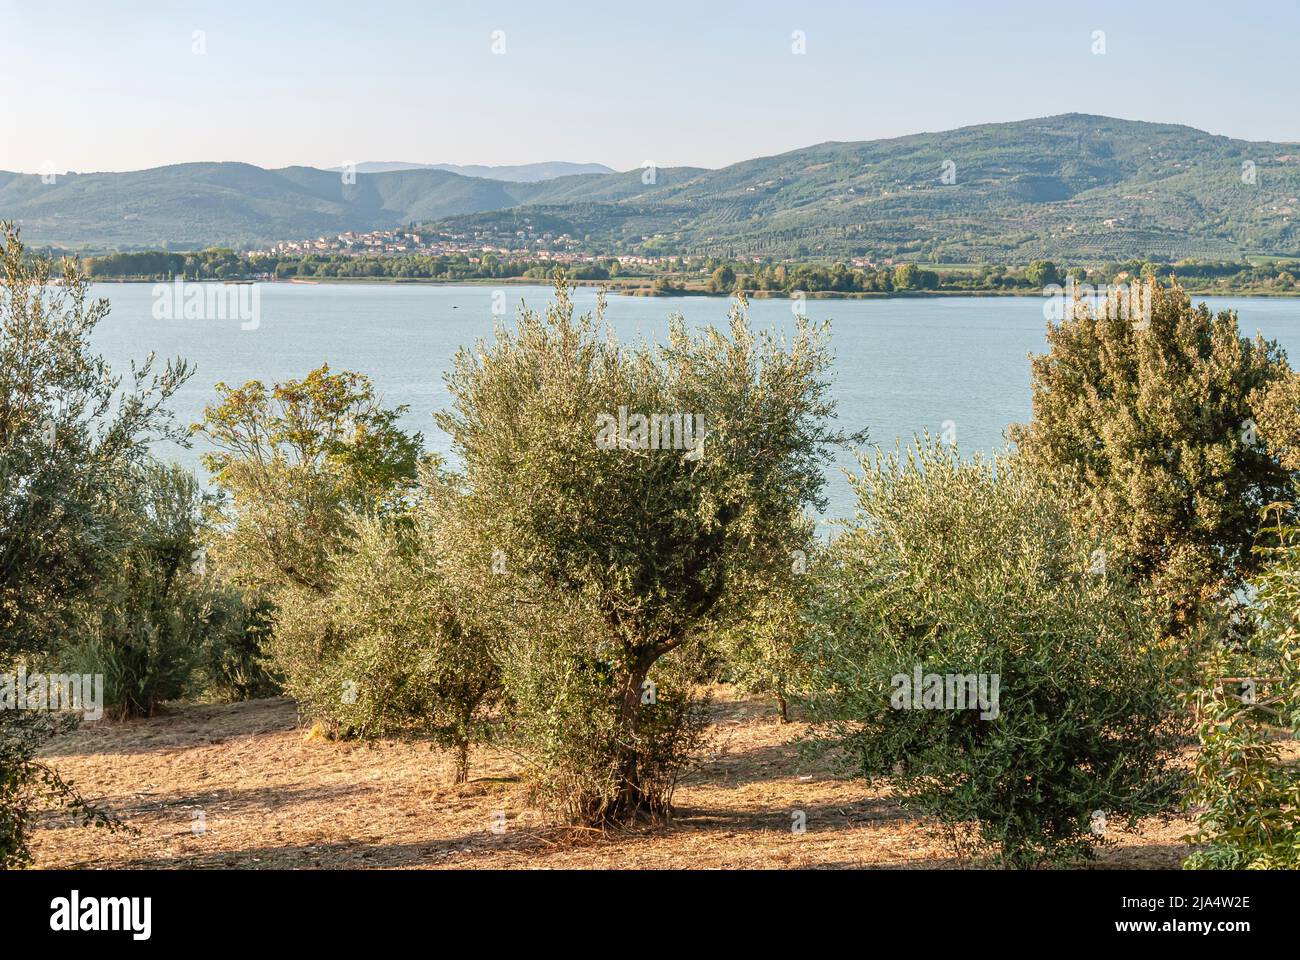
0, 161, 698, 251
5, 114, 1300, 260
0, 163, 526, 251
428, 114, 1300, 262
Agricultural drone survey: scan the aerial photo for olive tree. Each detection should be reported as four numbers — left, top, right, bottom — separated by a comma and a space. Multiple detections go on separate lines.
1, 222, 192, 654
0, 222, 189, 865
437, 281, 848, 823
62, 461, 230, 719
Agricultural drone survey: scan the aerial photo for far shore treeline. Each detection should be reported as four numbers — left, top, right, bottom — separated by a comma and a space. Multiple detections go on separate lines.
69, 248, 1300, 297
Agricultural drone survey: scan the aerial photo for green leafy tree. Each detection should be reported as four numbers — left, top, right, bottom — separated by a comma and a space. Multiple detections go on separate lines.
195, 364, 425, 595
892, 263, 919, 290
1026, 260, 1061, 288
199, 591, 281, 702
1012, 281, 1294, 637
890, 263, 938, 291
437, 282, 849, 823
708, 264, 736, 293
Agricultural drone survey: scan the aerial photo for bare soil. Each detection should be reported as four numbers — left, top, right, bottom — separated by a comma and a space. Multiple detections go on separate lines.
32, 687, 1203, 869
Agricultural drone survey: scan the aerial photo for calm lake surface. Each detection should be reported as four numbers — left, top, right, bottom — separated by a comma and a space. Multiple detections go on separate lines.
89, 283, 1300, 524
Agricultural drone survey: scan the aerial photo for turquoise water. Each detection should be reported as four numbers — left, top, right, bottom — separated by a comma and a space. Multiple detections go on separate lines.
88, 283, 1300, 523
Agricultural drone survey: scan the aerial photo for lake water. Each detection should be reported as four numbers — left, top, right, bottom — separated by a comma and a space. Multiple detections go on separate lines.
88, 283, 1300, 524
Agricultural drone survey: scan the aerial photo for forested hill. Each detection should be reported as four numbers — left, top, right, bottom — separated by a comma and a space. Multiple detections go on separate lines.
424, 114, 1300, 262
5, 114, 1298, 261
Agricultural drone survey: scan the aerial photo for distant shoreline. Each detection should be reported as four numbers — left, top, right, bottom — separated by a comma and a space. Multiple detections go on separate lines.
82, 276, 1300, 300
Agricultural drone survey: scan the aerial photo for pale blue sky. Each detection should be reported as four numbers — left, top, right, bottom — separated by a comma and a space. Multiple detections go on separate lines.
1, 0, 1295, 174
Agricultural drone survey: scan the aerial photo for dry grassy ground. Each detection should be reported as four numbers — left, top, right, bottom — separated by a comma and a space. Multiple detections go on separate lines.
32, 688, 1202, 869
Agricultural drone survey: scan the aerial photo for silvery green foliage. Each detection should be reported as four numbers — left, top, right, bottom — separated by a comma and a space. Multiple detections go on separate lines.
272, 471, 499, 783
0, 223, 186, 866
436, 279, 848, 822
0, 222, 191, 659
61, 461, 255, 719
806, 440, 1184, 866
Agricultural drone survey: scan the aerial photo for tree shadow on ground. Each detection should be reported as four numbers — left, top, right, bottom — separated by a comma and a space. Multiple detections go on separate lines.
668, 794, 911, 834
681, 737, 854, 790
41, 698, 299, 758
71, 830, 543, 870
34, 781, 372, 835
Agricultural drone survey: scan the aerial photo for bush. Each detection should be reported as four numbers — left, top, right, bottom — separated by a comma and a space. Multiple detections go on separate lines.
1184, 504, 1300, 869
806, 440, 1185, 866
61, 462, 218, 719
198, 590, 281, 702
272, 473, 500, 781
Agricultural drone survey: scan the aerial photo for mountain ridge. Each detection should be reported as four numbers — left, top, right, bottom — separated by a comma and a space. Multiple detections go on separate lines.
339, 161, 618, 181
4, 114, 1298, 261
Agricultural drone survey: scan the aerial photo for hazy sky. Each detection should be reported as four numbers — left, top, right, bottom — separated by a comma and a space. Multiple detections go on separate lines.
2, 0, 1296, 175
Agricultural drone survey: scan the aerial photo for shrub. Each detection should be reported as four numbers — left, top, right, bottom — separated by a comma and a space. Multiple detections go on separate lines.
62, 462, 217, 718
198, 590, 281, 702
437, 281, 850, 823
1012, 280, 1294, 638
272, 472, 500, 781
806, 440, 1185, 866
1184, 504, 1300, 869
